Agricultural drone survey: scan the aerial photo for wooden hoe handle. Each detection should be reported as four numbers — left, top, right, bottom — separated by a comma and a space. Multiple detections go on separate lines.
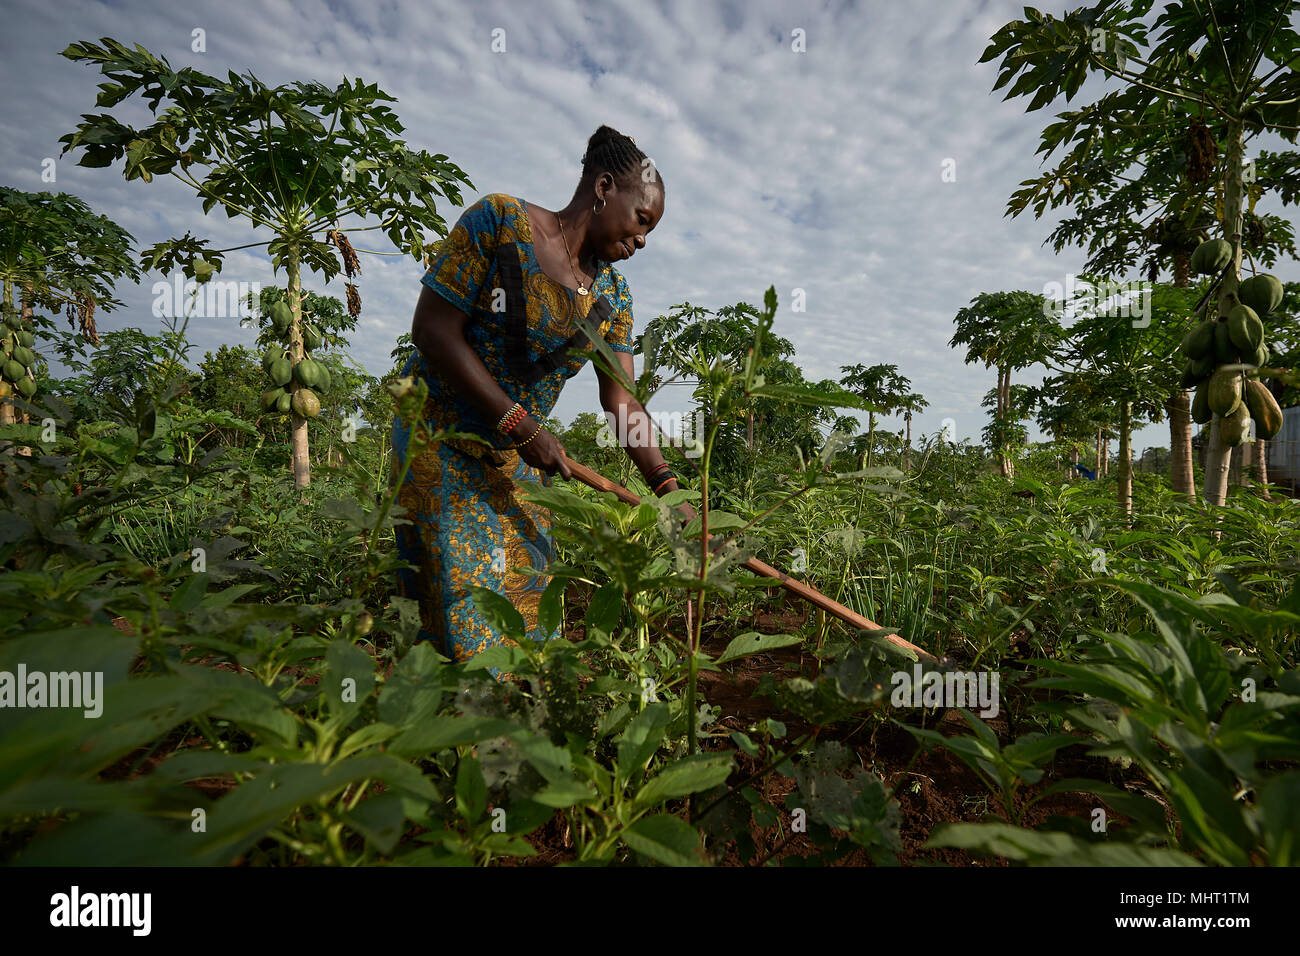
557, 456, 935, 661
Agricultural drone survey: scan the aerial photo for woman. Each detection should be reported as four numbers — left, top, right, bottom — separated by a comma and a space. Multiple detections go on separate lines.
390, 126, 694, 669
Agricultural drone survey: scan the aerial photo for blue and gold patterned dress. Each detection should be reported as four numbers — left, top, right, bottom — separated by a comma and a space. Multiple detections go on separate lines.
390, 193, 635, 666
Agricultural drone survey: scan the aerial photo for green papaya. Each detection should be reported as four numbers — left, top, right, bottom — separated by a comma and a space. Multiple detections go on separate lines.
1238, 274, 1283, 316
291, 387, 321, 419
16, 329, 34, 348
1220, 400, 1250, 447
1213, 321, 1237, 363
1190, 238, 1232, 275
1191, 383, 1212, 425
2, 359, 24, 383
316, 364, 331, 393
302, 325, 321, 352
1207, 368, 1243, 417
1244, 379, 1283, 439
270, 301, 292, 334
1226, 304, 1264, 353
269, 357, 292, 387
11, 345, 35, 368
1181, 320, 1215, 360
2, 312, 21, 331
15, 376, 36, 399
261, 386, 285, 411
275, 391, 293, 413
261, 347, 281, 373
1251, 343, 1269, 367
293, 357, 319, 389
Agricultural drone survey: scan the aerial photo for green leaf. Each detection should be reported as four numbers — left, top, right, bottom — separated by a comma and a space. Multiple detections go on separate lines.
621, 813, 704, 866
715, 631, 803, 664
634, 753, 733, 808
455, 756, 487, 823
927, 823, 1202, 866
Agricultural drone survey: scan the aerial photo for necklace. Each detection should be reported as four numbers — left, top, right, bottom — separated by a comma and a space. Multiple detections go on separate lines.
555, 211, 590, 296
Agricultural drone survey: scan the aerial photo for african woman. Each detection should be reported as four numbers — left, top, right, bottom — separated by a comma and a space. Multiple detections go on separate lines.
390, 125, 695, 671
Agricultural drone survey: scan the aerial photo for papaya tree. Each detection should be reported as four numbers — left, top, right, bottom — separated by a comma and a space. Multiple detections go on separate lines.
838, 363, 912, 469
982, 0, 1300, 507
1059, 280, 1196, 516
0, 187, 139, 437
950, 290, 1063, 477
58, 38, 473, 486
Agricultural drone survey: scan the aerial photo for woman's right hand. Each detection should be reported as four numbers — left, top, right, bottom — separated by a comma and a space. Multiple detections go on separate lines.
516, 423, 573, 480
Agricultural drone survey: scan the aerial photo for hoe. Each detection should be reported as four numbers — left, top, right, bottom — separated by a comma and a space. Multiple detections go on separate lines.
559, 455, 935, 662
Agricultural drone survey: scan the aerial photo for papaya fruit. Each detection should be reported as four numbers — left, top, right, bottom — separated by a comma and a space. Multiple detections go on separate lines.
0, 380, 9, 399
269, 357, 292, 387
1207, 368, 1243, 416
1213, 322, 1237, 364
2, 359, 24, 383
15, 376, 36, 399
15, 329, 34, 348
1238, 274, 1283, 316
291, 387, 321, 419
261, 386, 285, 411
1245, 379, 1283, 439
3, 312, 23, 331
1181, 320, 1215, 360
1220, 401, 1250, 447
1191, 238, 1232, 275
11, 345, 35, 368
261, 347, 281, 373
1250, 343, 1269, 367
316, 364, 331, 393
1226, 304, 1264, 353
270, 301, 292, 334
302, 325, 321, 352
275, 391, 293, 413
293, 357, 320, 389
1191, 383, 1212, 425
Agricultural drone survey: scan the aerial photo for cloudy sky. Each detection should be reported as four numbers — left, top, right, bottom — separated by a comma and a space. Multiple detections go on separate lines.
2, 0, 1296, 456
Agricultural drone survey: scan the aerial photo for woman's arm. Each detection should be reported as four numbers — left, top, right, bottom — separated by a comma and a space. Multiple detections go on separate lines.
597, 352, 696, 520
412, 285, 572, 479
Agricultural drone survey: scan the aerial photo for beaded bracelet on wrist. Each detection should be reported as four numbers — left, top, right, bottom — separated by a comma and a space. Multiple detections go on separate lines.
497, 402, 527, 434
652, 474, 678, 496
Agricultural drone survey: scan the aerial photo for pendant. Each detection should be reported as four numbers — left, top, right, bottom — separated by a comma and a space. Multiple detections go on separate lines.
577, 286, 588, 296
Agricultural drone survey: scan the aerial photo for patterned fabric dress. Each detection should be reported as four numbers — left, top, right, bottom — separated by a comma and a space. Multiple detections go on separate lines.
390, 193, 635, 668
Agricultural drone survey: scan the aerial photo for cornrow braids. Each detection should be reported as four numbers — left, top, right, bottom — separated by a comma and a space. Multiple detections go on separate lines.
581, 124, 662, 189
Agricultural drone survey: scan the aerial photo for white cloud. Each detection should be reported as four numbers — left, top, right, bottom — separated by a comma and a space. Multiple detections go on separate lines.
2, 0, 1296, 459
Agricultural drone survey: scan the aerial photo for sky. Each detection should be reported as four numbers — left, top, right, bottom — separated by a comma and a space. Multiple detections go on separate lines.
1, 0, 1297, 457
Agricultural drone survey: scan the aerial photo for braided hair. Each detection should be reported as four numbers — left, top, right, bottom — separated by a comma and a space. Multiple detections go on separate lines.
580, 125, 663, 191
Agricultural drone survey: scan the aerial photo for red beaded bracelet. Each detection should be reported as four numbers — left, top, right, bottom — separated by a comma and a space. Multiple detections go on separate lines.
497, 402, 527, 434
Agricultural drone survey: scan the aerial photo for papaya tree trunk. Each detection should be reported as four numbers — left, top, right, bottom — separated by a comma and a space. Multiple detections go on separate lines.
0, 280, 15, 441
1118, 400, 1132, 520
1168, 249, 1195, 497
904, 412, 912, 472
1202, 119, 1246, 509
867, 411, 875, 470
1258, 436, 1271, 500
287, 243, 310, 488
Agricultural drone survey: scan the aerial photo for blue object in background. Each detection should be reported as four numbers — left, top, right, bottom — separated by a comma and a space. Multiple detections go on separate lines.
1073, 464, 1097, 480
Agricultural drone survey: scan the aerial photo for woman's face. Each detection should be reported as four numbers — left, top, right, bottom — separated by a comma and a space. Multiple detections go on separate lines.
593, 174, 664, 263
